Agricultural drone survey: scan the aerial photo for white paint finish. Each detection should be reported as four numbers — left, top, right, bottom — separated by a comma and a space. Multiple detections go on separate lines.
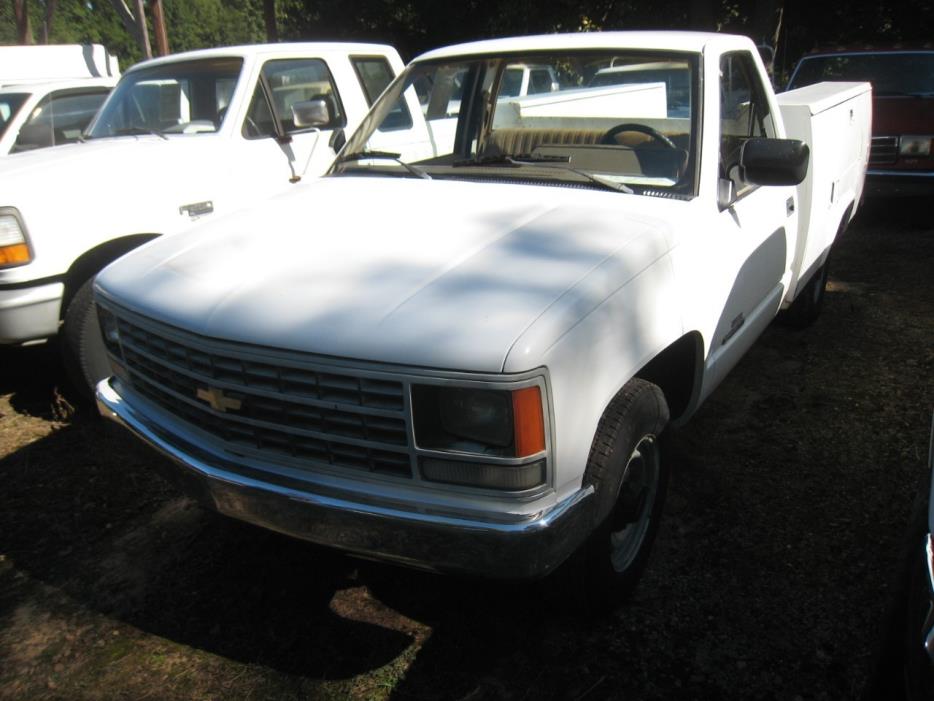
501, 82, 668, 120
0, 44, 120, 84
97, 177, 684, 374
415, 31, 726, 62
0, 42, 404, 343
778, 82, 871, 301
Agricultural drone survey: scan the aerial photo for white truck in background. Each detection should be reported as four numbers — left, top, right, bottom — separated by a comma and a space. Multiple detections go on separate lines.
0, 42, 404, 391
0, 44, 120, 155
0, 78, 116, 155
0, 44, 120, 84
95, 32, 870, 607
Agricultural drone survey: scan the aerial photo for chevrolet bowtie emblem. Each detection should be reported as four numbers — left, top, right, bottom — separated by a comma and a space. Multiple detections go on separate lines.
196, 386, 242, 412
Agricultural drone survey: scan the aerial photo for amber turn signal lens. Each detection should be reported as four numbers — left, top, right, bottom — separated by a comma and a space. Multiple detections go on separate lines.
0, 243, 31, 267
512, 386, 545, 457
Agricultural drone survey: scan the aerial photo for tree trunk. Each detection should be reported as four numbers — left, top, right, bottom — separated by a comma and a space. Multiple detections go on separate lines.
263, 0, 278, 42
752, 0, 781, 46
108, 0, 151, 59
133, 0, 152, 59
12, 0, 33, 44
40, 0, 57, 44
151, 0, 170, 56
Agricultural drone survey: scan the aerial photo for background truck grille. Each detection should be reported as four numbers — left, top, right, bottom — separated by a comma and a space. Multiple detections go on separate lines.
113, 315, 413, 478
869, 136, 898, 166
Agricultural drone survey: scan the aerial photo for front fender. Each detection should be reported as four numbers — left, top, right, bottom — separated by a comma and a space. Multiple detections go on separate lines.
504, 249, 683, 503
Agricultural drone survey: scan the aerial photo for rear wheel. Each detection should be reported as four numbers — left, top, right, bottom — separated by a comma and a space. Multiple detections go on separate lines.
781, 255, 830, 328
565, 379, 670, 610
61, 276, 111, 400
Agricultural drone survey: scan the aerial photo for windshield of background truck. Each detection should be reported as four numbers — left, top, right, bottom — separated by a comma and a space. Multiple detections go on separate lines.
0, 93, 28, 139
334, 50, 698, 194
788, 52, 934, 96
86, 57, 242, 138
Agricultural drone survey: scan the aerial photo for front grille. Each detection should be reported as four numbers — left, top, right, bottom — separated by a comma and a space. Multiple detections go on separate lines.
870, 136, 898, 166
112, 313, 413, 478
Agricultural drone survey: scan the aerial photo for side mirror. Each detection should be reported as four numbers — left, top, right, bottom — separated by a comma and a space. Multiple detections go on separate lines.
740, 137, 809, 186
292, 99, 331, 129
717, 178, 736, 210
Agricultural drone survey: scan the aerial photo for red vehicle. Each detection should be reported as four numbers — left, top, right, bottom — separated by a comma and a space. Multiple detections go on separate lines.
788, 48, 934, 196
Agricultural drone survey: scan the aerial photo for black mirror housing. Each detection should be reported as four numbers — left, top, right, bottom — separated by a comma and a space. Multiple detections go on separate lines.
740, 138, 809, 186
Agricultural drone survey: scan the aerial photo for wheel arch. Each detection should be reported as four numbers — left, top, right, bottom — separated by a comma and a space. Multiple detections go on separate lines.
633, 330, 704, 425
61, 233, 161, 316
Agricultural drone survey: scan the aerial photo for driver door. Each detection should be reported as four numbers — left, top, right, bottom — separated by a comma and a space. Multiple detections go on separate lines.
704, 50, 798, 392
235, 58, 344, 203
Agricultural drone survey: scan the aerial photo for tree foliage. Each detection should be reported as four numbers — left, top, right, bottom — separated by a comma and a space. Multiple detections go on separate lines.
2, 0, 934, 75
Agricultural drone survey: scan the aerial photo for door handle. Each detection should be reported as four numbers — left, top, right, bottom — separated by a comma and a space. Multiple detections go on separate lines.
786, 197, 795, 216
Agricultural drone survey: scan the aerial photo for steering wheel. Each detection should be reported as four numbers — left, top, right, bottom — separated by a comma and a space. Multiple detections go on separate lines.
601, 123, 677, 149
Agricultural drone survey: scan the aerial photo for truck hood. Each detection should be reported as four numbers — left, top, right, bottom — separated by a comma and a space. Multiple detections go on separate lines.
97, 176, 674, 373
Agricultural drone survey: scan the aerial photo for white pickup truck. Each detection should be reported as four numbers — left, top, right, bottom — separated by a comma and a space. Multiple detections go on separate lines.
95, 32, 870, 606
0, 42, 403, 391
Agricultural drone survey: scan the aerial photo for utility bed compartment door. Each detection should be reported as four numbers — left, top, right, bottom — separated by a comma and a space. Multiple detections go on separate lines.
777, 81, 871, 302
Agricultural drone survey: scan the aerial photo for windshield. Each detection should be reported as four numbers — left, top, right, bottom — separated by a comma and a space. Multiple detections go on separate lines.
333, 50, 699, 195
0, 93, 28, 139
87, 57, 242, 138
788, 52, 934, 96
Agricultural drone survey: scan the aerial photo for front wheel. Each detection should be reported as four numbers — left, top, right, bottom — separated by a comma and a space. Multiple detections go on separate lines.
61, 276, 111, 400
565, 379, 670, 610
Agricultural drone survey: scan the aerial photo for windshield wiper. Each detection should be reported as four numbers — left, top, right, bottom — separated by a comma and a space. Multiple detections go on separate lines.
335, 150, 431, 179
112, 126, 168, 140
455, 154, 633, 194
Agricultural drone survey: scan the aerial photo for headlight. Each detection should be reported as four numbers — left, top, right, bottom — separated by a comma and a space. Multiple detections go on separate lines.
96, 304, 129, 383
899, 135, 933, 157
412, 384, 545, 458
0, 211, 32, 268
97, 304, 122, 354
411, 383, 547, 490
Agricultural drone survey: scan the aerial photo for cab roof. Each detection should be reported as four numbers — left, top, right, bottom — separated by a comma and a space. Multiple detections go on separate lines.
414, 31, 754, 62
125, 42, 399, 74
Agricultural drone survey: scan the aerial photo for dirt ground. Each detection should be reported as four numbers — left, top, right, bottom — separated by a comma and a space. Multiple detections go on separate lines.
1, 199, 932, 700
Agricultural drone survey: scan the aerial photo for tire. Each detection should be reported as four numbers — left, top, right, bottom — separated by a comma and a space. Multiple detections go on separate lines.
564, 378, 670, 611
780, 254, 830, 328
61, 276, 111, 401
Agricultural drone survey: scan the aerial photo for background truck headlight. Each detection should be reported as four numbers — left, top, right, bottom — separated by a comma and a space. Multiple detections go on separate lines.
0, 210, 32, 268
899, 135, 933, 157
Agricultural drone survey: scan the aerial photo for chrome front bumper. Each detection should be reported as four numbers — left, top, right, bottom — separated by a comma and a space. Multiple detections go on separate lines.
96, 378, 595, 579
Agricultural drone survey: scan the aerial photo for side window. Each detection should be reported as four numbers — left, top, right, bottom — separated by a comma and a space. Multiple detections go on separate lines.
719, 52, 776, 194
11, 89, 109, 153
351, 56, 395, 105
242, 58, 345, 140
352, 55, 412, 131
